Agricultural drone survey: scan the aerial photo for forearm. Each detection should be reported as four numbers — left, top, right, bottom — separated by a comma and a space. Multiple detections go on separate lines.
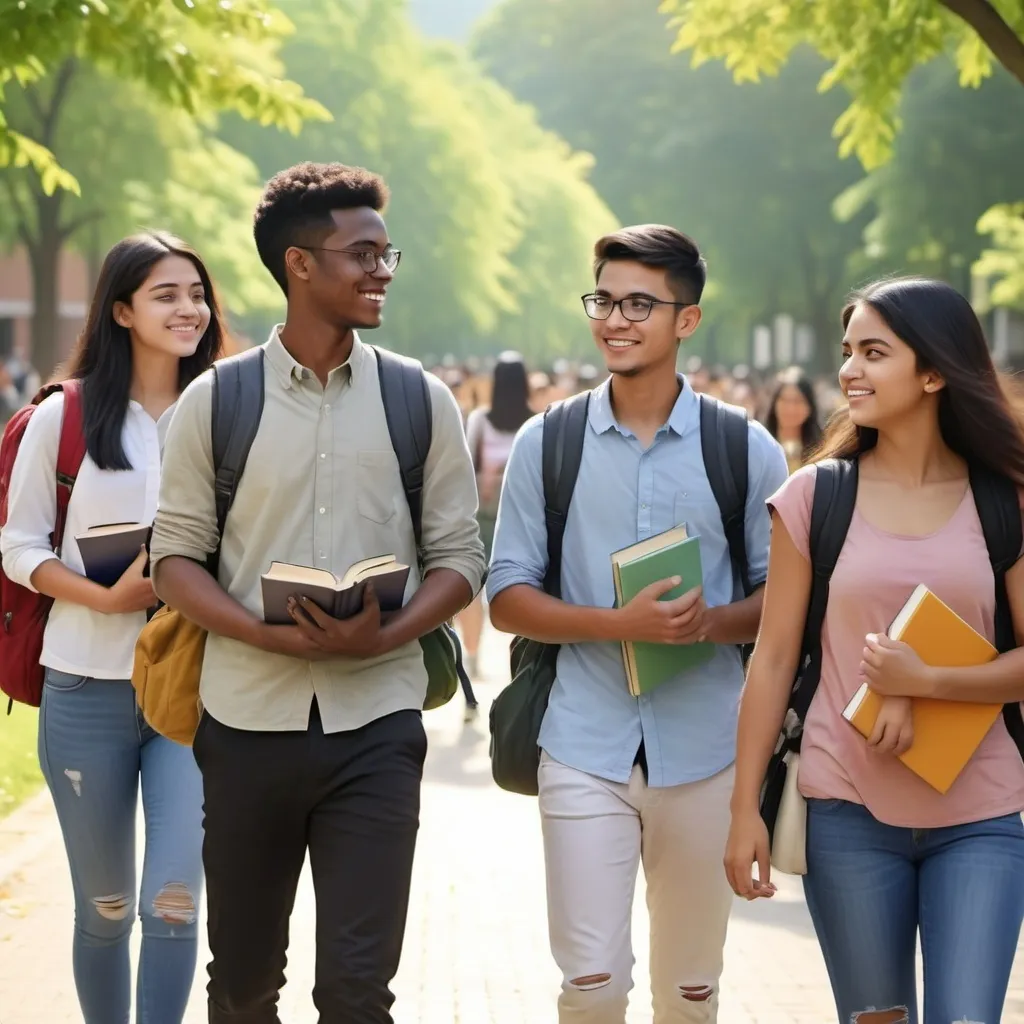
729, 652, 797, 815
153, 556, 262, 647
929, 650, 1024, 703
489, 583, 620, 644
703, 587, 765, 645
30, 558, 111, 614
378, 568, 473, 654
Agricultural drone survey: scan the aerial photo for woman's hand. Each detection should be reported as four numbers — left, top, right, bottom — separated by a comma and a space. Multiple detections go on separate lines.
723, 808, 778, 902
860, 633, 934, 698
866, 695, 915, 756
101, 547, 158, 615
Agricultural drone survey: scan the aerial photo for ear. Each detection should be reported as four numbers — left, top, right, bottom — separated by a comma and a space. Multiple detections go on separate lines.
676, 304, 702, 340
112, 300, 133, 329
923, 372, 946, 395
284, 245, 314, 284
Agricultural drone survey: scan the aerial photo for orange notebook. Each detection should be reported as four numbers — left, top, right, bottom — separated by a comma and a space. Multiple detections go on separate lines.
843, 584, 1002, 794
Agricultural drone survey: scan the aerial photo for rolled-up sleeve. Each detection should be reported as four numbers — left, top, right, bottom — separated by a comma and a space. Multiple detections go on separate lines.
0, 394, 64, 593
743, 419, 789, 588
150, 372, 219, 573
419, 375, 486, 593
485, 415, 548, 601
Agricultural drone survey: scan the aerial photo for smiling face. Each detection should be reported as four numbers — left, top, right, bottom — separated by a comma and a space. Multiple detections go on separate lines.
287, 207, 395, 331
112, 254, 210, 359
588, 260, 701, 379
839, 301, 944, 428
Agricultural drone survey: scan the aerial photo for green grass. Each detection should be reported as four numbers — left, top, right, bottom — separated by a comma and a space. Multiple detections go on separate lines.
0, 707, 43, 819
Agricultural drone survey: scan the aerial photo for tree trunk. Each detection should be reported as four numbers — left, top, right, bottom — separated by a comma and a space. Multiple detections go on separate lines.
29, 192, 64, 380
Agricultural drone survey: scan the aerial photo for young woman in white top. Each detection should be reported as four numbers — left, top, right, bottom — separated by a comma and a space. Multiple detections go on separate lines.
1, 231, 224, 1024
457, 351, 534, 717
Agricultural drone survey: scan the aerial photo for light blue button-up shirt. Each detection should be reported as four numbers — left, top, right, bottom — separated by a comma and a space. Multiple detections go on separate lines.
486, 375, 789, 788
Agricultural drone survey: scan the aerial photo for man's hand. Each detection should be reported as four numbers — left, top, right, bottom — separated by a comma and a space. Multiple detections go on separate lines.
616, 577, 707, 645
286, 582, 385, 659
252, 623, 336, 661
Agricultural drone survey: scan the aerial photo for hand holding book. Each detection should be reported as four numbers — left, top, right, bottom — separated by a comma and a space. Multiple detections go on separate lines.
287, 581, 385, 660
617, 578, 707, 646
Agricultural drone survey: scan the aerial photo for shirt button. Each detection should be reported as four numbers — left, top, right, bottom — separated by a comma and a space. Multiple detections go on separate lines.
325, 404, 331, 412
641, 503, 648, 509
319, 507, 326, 515
319, 453, 326, 459
319, 551, 326, 559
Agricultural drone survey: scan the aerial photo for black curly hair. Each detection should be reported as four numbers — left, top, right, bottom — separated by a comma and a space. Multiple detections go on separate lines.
253, 161, 390, 294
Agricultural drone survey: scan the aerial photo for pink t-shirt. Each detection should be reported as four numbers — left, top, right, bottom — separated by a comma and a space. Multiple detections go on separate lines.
768, 465, 1024, 828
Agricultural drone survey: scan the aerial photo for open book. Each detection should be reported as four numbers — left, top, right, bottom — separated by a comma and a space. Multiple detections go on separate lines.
260, 555, 410, 625
75, 522, 152, 586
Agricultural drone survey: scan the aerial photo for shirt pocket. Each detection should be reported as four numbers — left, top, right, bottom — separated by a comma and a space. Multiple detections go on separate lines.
672, 488, 721, 535
356, 451, 398, 525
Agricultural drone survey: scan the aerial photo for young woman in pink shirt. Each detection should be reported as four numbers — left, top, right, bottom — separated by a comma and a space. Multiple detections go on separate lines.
725, 276, 1024, 1024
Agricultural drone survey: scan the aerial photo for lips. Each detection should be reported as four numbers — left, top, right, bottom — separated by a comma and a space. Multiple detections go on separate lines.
604, 339, 639, 350
846, 388, 874, 399
168, 324, 199, 335
360, 290, 387, 305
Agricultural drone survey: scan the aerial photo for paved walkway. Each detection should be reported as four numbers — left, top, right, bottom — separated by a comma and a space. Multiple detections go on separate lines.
2, 625, 1024, 1022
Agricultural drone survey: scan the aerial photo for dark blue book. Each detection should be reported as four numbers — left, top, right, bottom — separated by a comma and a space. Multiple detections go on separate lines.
76, 522, 151, 587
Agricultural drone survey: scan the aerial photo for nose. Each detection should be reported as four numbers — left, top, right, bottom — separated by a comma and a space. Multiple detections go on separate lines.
371, 258, 394, 284
605, 303, 632, 331
176, 295, 202, 319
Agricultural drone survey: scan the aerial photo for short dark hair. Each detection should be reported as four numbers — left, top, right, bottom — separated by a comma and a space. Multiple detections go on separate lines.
253, 161, 390, 294
593, 224, 707, 304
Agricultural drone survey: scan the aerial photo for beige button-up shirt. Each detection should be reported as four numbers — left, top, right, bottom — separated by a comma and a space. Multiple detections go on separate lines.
149, 329, 486, 734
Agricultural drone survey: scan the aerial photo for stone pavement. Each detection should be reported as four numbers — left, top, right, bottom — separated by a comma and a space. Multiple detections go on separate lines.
1, 624, 1023, 1023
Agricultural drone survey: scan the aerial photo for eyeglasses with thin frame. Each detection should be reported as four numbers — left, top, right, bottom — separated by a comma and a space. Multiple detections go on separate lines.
581, 292, 691, 323
303, 245, 402, 274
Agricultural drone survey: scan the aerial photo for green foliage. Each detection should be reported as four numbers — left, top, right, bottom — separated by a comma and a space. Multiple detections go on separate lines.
978, 203, 1024, 308
0, 0, 329, 191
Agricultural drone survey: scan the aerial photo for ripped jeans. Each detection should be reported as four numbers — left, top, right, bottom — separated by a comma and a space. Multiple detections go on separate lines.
39, 669, 205, 1024
803, 797, 1024, 1024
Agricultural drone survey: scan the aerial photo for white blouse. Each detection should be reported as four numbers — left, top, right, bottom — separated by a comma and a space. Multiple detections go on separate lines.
0, 392, 176, 679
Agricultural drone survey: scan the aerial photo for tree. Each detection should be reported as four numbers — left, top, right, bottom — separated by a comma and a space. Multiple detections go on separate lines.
0, 0, 326, 190
660, 0, 1024, 169
474, 0, 869, 368
0, 0, 327, 373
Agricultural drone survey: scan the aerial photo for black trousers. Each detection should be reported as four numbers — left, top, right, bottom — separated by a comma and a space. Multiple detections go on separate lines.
192, 700, 427, 1024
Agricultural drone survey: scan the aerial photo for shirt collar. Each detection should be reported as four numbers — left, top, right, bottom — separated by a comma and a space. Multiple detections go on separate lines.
587, 373, 698, 438
263, 325, 366, 390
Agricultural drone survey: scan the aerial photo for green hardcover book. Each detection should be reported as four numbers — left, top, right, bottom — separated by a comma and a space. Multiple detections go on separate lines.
611, 524, 714, 696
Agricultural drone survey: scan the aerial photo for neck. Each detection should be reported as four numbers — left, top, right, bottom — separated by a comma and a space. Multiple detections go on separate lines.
608, 363, 681, 436
129, 343, 180, 414
868, 404, 962, 486
777, 424, 803, 444
279, 308, 355, 385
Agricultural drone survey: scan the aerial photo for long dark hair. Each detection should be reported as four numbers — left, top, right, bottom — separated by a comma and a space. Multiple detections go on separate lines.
816, 276, 1024, 485
487, 351, 533, 433
764, 367, 822, 456
62, 232, 224, 470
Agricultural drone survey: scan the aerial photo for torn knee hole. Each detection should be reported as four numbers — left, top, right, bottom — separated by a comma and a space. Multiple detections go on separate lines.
681, 984, 713, 1002
152, 882, 196, 925
851, 1009, 910, 1024
91, 894, 132, 921
570, 973, 612, 991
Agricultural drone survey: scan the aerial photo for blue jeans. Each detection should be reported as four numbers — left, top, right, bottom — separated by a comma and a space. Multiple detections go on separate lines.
803, 797, 1024, 1024
39, 670, 205, 1024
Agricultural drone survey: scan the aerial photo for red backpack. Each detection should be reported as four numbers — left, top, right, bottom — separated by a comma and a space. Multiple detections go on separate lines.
0, 380, 86, 710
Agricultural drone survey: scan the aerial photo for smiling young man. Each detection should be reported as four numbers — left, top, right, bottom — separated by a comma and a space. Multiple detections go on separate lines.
487, 225, 788, 1023
149, 162, 485, 1023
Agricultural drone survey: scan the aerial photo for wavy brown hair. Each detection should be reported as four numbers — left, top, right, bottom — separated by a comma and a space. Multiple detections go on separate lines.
814, 277, 1024, 486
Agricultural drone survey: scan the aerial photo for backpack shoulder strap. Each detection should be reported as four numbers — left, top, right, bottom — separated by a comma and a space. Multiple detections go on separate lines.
967, 463, 1024, 756
540, 391, 590, 599
790, 458, 858, 728
54, 379, 86, 556
698, 394, 751, 596
211, 347, 265, 538
373, 346, 432, 549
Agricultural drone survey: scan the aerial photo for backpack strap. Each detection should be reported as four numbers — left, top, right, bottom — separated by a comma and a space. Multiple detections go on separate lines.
373, 347, 432, 549
967, 463, 1024, 758
53, 379, 86, 558
210, 347, 265, 568
540, 392, 590, 599
698, 394, 752, 597
788, 458, 858, 738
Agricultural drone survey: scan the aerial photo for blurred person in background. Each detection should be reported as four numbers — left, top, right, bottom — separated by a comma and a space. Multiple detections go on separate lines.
763, 366, 822, 474
457, 350, 534, 721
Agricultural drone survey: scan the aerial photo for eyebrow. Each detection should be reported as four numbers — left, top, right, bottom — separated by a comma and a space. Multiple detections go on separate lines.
842, 336, 892, 349
149, 281, 203, 292
344, 239, 391, 249
594, 289, 660, 301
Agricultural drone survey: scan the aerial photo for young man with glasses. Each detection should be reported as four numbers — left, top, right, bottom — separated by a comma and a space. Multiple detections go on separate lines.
150, 162, 485, 1023
488, 225, 788, 1022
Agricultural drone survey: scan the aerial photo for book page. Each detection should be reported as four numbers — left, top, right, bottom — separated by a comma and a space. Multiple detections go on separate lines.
263, 562, 340, 589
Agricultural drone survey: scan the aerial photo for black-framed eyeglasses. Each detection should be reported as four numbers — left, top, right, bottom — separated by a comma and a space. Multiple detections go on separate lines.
304, 245, 402, 273
581, 292, 690, 323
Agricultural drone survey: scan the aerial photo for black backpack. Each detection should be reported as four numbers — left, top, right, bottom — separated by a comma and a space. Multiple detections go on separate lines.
208, 344, 474, 710
759, 457, 1024, 845
489, 388, 756, 796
